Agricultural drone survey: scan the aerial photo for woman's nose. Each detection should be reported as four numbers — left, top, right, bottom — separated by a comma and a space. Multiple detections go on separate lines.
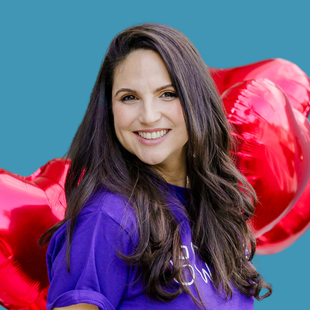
138, 100, 161, 125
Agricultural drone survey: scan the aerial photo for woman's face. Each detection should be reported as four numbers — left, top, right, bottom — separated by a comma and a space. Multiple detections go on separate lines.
112, 49, 188, 172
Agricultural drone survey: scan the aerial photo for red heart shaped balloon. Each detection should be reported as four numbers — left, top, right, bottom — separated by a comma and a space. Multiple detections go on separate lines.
211, 58, 310, 253
210, 58, 310, 117
0, 159, 68, 309
256, 107, 310, 254
221, 78, 310, 236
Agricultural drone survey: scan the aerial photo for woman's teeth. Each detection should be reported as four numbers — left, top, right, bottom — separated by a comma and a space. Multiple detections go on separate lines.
138, 130, 168, 140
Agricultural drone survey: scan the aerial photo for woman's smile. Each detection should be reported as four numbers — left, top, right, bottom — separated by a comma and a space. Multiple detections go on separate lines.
134, 129, 171, 145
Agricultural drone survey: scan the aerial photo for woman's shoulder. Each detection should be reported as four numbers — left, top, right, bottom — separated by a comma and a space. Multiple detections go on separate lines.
48, 188, 138, 254
81, 187, 137, 233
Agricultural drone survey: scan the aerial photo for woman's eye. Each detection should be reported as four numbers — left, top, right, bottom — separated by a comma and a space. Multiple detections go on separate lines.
120, 92, 177, 102
120, 94, 137, 102
161, 91, 177, 98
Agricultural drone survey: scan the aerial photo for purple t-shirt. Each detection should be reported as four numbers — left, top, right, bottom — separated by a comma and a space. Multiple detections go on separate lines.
46, 184, 254, 310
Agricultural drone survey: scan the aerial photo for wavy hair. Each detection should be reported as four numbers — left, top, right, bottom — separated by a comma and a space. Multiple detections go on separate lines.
40, 23, 272, 308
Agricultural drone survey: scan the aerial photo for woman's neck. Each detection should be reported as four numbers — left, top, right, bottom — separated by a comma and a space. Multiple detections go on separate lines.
153, 146, 188, 187
166, 174, 187, 187
154, 164, 187, 188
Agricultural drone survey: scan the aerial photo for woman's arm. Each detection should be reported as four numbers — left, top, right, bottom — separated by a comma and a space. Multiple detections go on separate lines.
53, 303, 99, 310
46, 197, 136, 310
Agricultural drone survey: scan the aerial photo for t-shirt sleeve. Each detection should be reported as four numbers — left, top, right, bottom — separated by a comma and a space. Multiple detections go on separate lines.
46, 208, 135, 310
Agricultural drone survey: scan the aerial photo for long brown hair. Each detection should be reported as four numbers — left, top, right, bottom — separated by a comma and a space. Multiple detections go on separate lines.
40, 23, 272, 307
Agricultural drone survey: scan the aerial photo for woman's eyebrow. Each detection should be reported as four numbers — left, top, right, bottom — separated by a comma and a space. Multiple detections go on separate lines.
114, 84, 173, 97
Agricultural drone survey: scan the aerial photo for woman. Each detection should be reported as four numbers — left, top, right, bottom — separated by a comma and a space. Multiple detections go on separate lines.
40, 23, 272, 310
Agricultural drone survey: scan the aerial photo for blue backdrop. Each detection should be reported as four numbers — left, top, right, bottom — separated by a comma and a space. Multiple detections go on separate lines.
0, 1, 309, 309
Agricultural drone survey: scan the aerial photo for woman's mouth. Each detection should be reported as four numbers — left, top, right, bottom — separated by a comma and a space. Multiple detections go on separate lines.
136, 129, 169, 140
133, 129, 171, 145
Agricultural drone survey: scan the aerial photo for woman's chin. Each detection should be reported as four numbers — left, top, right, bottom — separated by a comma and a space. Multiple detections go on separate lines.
137, 154, 166, 166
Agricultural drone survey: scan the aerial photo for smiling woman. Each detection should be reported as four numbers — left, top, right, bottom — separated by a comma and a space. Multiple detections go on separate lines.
39, 23, 272, 310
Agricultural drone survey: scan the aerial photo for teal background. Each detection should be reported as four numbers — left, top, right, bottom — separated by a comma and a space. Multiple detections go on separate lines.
0, 0, 309, 309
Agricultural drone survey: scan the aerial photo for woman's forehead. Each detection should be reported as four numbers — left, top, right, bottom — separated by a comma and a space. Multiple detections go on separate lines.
112, 50, 172, 95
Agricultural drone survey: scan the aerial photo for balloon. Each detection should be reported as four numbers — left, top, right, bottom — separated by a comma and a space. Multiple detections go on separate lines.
256, 105, 310, 253
0, 159, 68, 309
221, 78, 310, 237
210, 58, 310, 117
211, 58, 310, 252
